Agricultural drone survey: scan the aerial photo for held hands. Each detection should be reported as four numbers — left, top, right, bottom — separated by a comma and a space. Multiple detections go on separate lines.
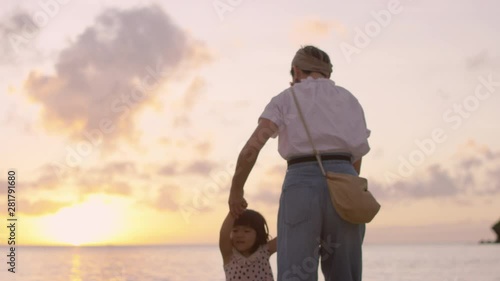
228, 189, 248, 219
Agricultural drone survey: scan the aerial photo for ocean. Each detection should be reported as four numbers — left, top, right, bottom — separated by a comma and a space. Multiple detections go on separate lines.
0, 244, 498, 281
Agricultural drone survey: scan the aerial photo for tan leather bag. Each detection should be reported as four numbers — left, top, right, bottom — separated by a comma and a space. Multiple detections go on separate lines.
325, 171, 380, 223
291, 87, 380, 224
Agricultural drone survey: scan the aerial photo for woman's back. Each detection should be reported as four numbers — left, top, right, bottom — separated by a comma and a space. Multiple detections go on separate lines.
260, 76, 371, 162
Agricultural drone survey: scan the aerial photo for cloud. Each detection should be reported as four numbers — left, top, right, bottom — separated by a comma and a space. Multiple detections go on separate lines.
366, 220, 497, 244
290, 18, 347, 43
0, 181, 7, 195
183, 141, 499, 209
75, 161, 144, 196
0, 11, 42, 64
23, 5, 211, 150
157, 158, 218, 177
250, 188, 281, 206
486, 149, 500, 160
23, 164, 68, 191
98, 161, 139, 176
184, 160, 217, 175
466, 50, 492, 70
265, 164, 287, 177
182, 76, 206, 110
25, 161, 144, 201
207, 100, 252, 127
158, 163, 178, 176
156, 141, 214, 168
154, 184, 181, 211
17, 158, 193, 215
248, 164, 285, 205
77, 178, 132, 197
18, 199, 70, 216
172, 76, 207, 128
481, 167, 500, 196
0, 102, 35, 134
375, 143, 500, 201
195, 141, 213, 157
391, 164, 460, 198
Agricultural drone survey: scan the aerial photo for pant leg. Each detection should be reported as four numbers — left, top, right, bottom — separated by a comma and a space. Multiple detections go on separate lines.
277, 163, 323, 281
320, 160, 365, 281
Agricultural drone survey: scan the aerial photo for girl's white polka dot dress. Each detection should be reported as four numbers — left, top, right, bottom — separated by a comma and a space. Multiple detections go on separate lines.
224, 245, 274, 281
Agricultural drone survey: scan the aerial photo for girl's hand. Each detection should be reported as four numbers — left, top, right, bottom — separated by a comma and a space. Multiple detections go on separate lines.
228, 189, 248, 218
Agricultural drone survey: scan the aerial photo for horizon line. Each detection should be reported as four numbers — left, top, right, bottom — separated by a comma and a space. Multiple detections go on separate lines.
1, 241, 494, 247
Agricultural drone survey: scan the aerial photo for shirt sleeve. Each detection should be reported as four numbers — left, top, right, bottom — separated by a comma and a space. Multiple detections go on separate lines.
259, 95, 283, 139
261, 244, 271, 258
351, 102, 371, 162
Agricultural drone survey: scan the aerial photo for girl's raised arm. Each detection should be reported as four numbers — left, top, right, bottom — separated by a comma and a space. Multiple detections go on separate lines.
267, 237, 277, 255
219, 212, 234, 265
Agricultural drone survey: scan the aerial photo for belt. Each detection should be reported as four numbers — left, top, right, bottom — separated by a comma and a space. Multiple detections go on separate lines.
287, 154, 351, 167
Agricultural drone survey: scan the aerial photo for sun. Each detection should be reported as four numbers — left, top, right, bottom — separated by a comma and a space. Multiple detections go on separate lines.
40, 195, 125, 246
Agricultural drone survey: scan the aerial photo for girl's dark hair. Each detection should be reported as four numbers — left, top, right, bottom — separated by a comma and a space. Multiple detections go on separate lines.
290, 45, 332, 78
233, 209, 270, 253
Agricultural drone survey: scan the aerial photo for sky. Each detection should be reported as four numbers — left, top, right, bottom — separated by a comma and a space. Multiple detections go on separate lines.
0, 0, 499, 246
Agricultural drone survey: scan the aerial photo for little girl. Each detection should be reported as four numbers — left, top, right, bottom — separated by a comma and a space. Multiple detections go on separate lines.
219, 209, 277, 281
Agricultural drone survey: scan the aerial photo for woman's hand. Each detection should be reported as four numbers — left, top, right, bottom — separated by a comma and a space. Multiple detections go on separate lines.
228, 189, 248, 218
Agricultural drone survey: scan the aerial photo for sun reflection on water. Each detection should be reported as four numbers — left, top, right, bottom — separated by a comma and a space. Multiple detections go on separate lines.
70, 251, 82, 281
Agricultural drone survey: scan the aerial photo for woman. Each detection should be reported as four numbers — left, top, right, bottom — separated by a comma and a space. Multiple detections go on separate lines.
228, 45, 371, 281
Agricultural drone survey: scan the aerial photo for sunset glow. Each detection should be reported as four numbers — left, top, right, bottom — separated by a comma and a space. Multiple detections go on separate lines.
1, 0, 499, 246
38, 195, 126, 246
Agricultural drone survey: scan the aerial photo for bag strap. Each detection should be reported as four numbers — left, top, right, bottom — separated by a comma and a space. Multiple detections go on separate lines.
291, 87, 327, 177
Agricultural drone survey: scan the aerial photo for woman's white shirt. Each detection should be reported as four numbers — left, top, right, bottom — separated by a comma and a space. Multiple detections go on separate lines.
259, 77, 371, 162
